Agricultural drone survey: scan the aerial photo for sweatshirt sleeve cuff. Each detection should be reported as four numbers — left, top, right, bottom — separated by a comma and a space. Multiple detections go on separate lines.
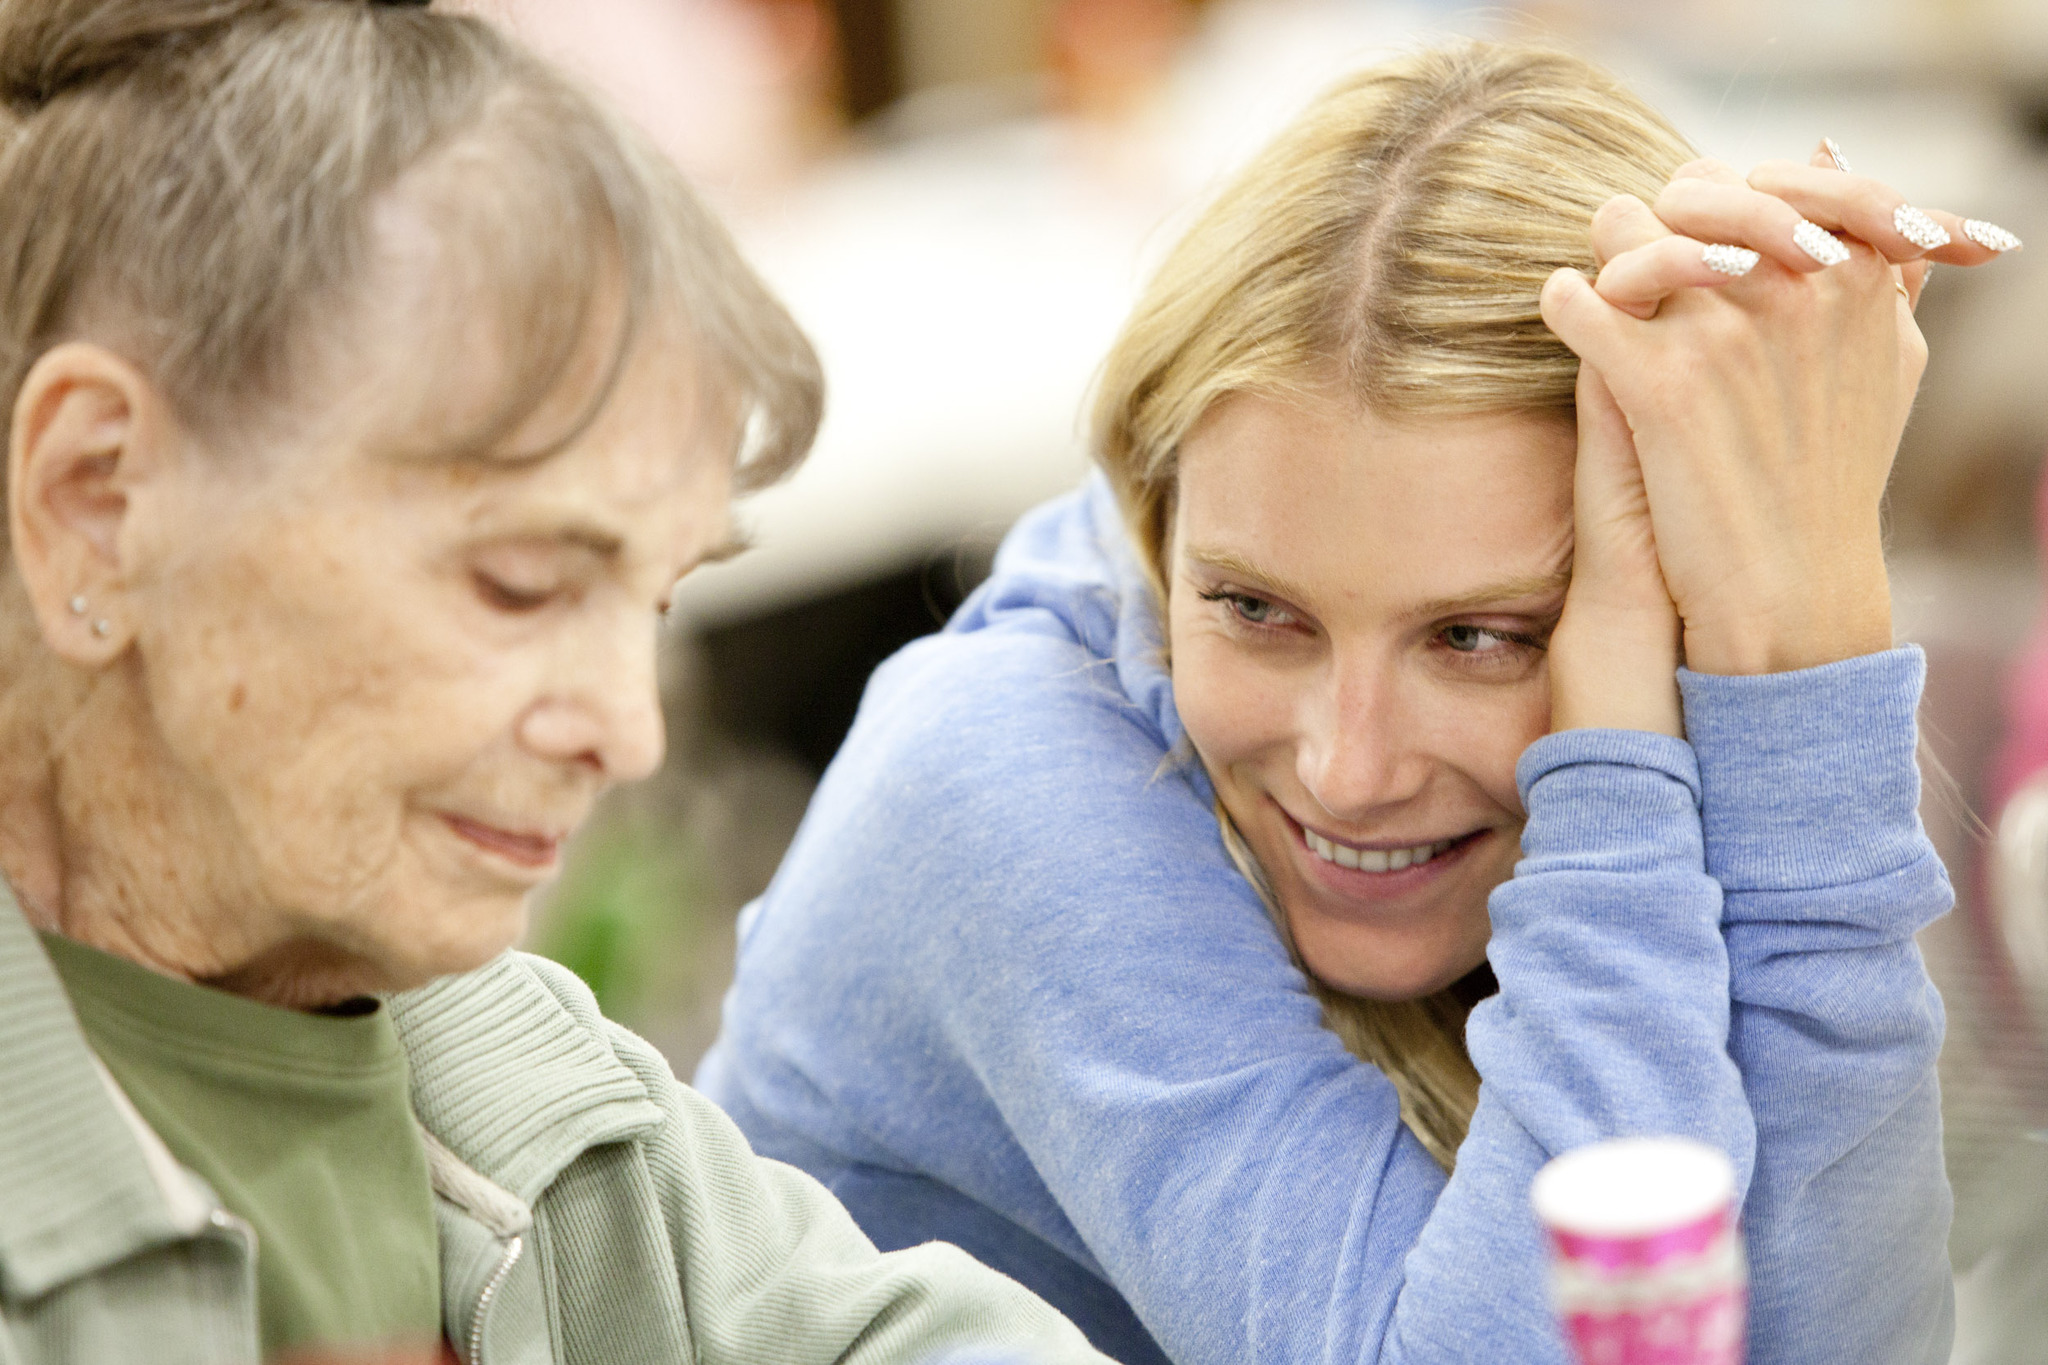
1515, 729, 1703, 872
1677, 646, 1926, 893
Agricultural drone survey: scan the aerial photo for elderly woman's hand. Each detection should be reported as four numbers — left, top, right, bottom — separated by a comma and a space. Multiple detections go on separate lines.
1537, 150, 2015, 675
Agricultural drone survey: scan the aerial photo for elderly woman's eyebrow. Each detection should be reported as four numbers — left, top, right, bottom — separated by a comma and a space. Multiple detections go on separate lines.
665, 528, 753, 598
696, 528, 754, 565
548, 523, 627, 558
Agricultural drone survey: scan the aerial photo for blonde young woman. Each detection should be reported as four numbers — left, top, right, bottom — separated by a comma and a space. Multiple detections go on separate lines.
0, 2, 1120, 1363
697, 44, 2011, 1365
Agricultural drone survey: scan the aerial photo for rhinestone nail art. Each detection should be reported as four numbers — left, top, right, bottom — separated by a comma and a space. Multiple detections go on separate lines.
1893, 205, 1950, 251
1793, 219, 1851, 266
1822, 138, 1852, 173
1702, 243, 1760, 277
1963, 219, 2023, 252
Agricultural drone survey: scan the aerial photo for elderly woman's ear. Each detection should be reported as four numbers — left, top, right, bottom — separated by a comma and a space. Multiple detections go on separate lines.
5, 341, 170, 664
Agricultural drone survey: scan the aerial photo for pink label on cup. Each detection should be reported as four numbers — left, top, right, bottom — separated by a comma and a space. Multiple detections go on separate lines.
1551, 1207, 1732, 1274
1558, 1285, 1746, 1365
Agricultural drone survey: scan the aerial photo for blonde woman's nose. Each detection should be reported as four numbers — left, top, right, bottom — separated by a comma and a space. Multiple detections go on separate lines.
1294, 672, 1429, 822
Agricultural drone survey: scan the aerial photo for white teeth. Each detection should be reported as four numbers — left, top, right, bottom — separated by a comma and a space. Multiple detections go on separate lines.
1305, 832, 1456, 873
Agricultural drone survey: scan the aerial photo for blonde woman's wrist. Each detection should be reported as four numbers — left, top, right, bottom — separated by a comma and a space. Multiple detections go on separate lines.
1679, 554, 1893, 676
1548, 607, 1684, 738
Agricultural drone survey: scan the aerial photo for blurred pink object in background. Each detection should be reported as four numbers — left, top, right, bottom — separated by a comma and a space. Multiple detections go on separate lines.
1051, 0, 1194, 121
1987, 461, 2048, 820
449, 0, 841, 203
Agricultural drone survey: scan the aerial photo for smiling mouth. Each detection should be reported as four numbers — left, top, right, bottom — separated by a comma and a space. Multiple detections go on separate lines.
441, 814, 564, 871
1294, 820, 1485, 875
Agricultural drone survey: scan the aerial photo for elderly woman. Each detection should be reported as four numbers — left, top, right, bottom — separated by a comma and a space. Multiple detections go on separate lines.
0, 3, 1110, 1364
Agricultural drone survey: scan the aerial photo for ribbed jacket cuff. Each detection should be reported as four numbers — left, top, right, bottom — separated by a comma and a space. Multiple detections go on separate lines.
1515, 729, 1703, 874
1678, 646, 1926, 895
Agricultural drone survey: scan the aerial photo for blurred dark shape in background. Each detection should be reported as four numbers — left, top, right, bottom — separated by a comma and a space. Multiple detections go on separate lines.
446, 2, 2048, 1356
699, 542, 997, 775
825, 0, 901, 120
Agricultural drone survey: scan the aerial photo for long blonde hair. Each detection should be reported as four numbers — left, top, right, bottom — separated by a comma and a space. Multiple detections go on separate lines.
1092, 42, 1695, 1168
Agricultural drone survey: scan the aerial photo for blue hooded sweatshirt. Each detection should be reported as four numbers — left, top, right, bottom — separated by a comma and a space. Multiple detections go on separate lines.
697, 477, 1953, 1365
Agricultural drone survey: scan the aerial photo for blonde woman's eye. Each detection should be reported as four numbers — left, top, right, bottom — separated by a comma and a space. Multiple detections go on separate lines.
1198, 587, 1290, 628
1442, 623, 1551, 656
1232, 596, 1275, 624
1443, 624, 1514, 653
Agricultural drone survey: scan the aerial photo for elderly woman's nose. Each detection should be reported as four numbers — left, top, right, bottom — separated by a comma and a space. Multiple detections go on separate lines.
517, 695, 666, 782
1294, 662, 1430, 820
516, 623, 668, 782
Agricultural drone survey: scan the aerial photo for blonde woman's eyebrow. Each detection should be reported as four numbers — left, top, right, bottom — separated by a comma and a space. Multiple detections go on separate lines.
1182, 547, 1316, 605
1184, 549, 1568, 618
1411, 572, 1571, 619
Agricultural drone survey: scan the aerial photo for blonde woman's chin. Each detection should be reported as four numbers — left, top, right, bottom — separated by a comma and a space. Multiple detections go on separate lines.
1277, 851, 1508, 1002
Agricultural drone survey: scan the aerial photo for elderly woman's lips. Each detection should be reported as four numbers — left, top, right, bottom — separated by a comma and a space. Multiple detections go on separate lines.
440, 814, 562, 870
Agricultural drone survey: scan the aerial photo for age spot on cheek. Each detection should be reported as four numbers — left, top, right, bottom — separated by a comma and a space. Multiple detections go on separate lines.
228, 683, 247, 713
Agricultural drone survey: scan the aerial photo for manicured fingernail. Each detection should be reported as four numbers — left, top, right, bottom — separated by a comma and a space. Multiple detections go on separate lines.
1823, 137, 1852, 173
1963, 219, 2023, 252
1893, 205, 1950, 250
1702, 243, 1760, 276
1793, 219, 1851, 266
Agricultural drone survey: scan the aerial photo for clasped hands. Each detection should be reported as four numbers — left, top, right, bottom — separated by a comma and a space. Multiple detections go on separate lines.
1540, 140, 2015, 736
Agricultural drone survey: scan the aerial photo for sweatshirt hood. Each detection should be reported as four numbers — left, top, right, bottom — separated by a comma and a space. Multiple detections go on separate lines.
948, 474, 1186, 757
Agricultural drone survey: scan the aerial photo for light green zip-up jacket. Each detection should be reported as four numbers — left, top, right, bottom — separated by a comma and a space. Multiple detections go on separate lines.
0, 889, 1108, 1365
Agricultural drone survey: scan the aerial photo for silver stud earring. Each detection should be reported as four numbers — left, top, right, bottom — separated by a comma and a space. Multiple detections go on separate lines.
91, 619, 111, 638
69, 595, 87, 616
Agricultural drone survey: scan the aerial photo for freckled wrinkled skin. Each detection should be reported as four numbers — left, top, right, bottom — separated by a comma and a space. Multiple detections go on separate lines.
9, 332, 730, 1010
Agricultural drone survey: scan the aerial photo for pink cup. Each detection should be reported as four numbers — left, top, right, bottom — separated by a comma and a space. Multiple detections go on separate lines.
1530, 1137, 1747, 1365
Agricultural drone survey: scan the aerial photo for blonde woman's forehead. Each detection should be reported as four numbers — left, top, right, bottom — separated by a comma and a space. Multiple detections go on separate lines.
1172, 389, 1574, 614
